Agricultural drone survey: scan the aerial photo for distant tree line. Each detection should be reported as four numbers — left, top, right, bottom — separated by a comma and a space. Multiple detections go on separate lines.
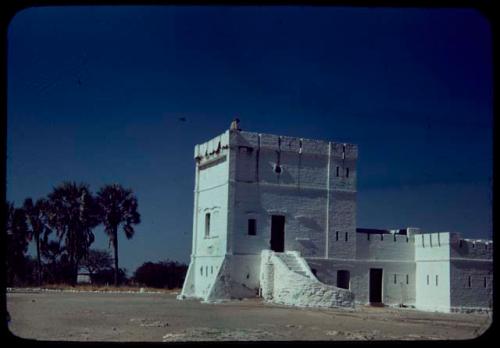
133, 261, 188, 289
5, 181, 143, 287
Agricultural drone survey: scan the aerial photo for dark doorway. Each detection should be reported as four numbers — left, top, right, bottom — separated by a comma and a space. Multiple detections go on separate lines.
270, 215, 285, 252
337, 270, 350, 289
369, 268, 383, 304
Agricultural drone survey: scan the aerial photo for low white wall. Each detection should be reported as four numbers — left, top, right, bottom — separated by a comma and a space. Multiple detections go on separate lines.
306, 258, 415, 306
356, 233, 414, 261
450, 259, 493, 310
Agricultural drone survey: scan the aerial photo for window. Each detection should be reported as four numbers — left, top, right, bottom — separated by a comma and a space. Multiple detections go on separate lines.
205, 266, 208, 277
345, 232, 348, 242
205, 213, 211, 237
472, 242, 475, 248
406, 274, 409, 285
248, 219, 257, 236
435, 275, 439, 286
336, 166, 340, 177
367, 234, 370, 241
211, 266, 214, 275
406, 236, 409, 243
200, 267, 203, 276
427, 275, 429, 285
336, 231, 339, 241
394, 274, 397, 284
345, 167, 350, 178
429, 235, 432, 247
381, 234, 384, 241
393, 234, 397, 242
468, 276, 472, 288
459, 240, 463, 248
484, 277, 487, 288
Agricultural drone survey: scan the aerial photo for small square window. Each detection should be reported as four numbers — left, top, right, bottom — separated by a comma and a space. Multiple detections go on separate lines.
248, 219, 257, 236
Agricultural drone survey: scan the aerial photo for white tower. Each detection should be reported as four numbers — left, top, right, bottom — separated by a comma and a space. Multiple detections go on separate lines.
179, 128, 358, 302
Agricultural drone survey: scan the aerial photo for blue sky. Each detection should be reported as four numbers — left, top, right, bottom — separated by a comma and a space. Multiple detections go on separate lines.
7, 6, 492, 274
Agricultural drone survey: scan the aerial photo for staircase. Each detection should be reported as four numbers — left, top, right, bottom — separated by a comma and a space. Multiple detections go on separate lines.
276, 252, 315, 279
260, 250, 354, 309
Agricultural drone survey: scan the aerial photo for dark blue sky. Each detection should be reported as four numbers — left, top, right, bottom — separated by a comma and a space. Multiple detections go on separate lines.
7, 6, 492, 273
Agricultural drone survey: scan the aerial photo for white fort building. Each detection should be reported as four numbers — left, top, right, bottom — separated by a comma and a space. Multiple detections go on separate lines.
178, 127, 493, 313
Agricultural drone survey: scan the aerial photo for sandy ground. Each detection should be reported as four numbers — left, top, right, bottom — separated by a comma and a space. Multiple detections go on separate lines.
7, 289, 492, 341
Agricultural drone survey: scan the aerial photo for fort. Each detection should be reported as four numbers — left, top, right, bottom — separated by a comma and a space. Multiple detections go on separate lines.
178, 127, 493, 313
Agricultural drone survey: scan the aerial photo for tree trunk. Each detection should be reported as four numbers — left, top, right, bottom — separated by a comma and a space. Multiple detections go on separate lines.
36, 234, 41, 286
113, 227, 119, 286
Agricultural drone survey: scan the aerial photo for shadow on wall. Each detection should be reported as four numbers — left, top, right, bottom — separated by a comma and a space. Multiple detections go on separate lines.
296, 216, 322, 231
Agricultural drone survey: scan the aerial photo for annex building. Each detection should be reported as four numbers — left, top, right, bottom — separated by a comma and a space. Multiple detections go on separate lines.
178, 128, 493, 313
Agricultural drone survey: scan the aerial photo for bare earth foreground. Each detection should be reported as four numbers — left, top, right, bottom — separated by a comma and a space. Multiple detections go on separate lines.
7, 290, 491, 341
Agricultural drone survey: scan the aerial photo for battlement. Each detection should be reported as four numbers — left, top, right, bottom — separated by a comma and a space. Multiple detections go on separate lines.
415, 232, 493, 261
450, 234, 493, 260
231, 130, 358, 158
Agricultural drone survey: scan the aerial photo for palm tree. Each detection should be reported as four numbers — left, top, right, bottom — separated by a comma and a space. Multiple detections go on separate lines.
47, 182, 99, 285
23, 198, 51, 285
5, 202, 31, 286
96, 184, 140, 286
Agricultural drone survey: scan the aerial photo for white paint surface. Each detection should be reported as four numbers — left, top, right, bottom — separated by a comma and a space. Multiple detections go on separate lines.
179, 128, 492, 313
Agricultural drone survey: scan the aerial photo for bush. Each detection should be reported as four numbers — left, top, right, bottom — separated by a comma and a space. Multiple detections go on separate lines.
91, 268, 128, 286
133, 260, 187, 289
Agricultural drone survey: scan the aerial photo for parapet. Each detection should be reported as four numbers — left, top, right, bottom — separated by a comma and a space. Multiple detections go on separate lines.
230, 130, 358, 158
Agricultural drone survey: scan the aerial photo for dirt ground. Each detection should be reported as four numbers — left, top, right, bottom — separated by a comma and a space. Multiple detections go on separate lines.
6, 289, 492, 341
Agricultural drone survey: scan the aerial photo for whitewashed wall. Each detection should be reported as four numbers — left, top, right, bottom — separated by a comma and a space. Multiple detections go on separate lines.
448, 233, 493, 310
227, 131, 358, 288
260, 251, 354, 308
356, 233, 414, 261
306, 259, 416, 306
414, 233, 452, 312
449, 259, 493, 310
181, 129, 492, 311
180, 131, 231, 300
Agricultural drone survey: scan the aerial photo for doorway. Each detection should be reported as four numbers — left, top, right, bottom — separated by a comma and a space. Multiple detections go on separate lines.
369, 268, 383, 304
337, 270, 350, 290
270, 215, 285, 252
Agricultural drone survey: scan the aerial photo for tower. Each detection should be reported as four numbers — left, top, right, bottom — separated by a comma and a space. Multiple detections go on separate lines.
179, 128, 358, 301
